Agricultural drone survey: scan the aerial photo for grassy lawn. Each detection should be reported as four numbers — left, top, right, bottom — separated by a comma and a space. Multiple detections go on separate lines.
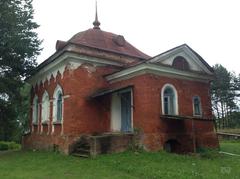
220, 140, 240, 155
0, 142, 239, 179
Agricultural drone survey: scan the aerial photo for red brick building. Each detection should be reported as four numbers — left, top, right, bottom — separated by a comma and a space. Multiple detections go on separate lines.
22, 14, 219, 155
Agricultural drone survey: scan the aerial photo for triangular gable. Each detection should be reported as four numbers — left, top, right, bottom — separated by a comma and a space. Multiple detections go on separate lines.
106, 44, 214, 83
148, 44, 214, 75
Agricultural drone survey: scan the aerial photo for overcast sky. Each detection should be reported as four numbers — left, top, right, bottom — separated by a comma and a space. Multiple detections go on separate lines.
32, 0, 240, 73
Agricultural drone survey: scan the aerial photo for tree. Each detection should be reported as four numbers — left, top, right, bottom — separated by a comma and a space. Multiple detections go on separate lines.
211, 64, 239, 129
0, 0, 41, 141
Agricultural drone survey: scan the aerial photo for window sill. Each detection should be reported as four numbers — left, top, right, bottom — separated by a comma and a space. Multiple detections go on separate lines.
41, 121, 50, 125
160, 115, 213, 121
193, 114, 202, 118
53, 121, 62, 125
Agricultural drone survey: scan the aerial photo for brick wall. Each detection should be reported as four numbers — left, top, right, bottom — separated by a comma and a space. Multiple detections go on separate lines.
24, 64, 117, 153
23, 66, 219, 154
108, 73, 219, 152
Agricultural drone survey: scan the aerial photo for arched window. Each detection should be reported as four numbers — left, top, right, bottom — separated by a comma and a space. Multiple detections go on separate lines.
32, 95, 38, 124
41, 91, 50, 123
193, 96, 201, 116
53, 85, 63, 122
161, 84, 178, 115
172, 56, 189, 71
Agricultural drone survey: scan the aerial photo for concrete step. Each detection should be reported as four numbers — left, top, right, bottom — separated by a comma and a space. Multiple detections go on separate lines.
76, 145, 90, 149
76, 143, 90, 147
75, 148, 90, 153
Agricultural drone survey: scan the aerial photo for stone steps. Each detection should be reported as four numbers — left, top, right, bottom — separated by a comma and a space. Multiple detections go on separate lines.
71, 153, 89, 158
71, 136, 91, 158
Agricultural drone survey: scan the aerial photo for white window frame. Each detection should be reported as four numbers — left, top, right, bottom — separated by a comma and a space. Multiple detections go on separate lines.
192, 96, 202, 116
32, 95, 39, 124
53, 84, 64, 123
41, 91, 50, 123
161, 84, 178, 115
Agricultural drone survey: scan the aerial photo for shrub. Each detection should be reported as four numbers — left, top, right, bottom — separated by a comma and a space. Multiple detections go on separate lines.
0, 142, 9, 151
197, 147, 221, 159
8, 142, 21, 150
0, 141, 21, 151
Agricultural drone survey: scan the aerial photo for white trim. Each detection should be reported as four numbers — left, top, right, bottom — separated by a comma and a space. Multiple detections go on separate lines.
149, 45, 212, 74
37, 103, 40, 133
61, 97, 64, 135
41, 91, 50, 124
63, 95, 70, 99
52, 84, 64, 123
161, 84, 179, 115
27, 51, 123, 87
106, 63, 214, 83
111, 93, 121, 131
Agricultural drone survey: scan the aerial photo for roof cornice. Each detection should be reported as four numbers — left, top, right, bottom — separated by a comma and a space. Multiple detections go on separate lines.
26, 51, 124, 85
106, 63, 214, 83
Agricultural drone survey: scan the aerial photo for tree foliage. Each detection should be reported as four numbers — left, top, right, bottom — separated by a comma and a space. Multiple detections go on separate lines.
0, 0, 41, 141
211, 64, 240, 129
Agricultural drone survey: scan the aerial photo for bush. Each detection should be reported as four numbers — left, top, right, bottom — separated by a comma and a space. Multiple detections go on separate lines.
0, 142, 9, 151
197, 147, 221, 159
0, 141, 21, 151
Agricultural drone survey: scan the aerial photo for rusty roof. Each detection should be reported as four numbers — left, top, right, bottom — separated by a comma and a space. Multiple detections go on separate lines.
65, 28, 150, 60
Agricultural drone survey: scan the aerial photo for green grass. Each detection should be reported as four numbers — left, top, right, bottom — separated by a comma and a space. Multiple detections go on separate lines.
0, 142, 239, 179
220, 140, 240, 155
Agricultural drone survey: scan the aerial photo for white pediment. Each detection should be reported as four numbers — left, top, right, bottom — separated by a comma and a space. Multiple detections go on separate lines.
148, 44, 213, 75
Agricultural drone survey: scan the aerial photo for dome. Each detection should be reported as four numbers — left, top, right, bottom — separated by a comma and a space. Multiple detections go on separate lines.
66, 28, 150, 60
56, 6, 150, 60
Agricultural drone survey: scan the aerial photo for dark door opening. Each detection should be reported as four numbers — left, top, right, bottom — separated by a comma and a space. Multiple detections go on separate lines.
164, 139, 181, 153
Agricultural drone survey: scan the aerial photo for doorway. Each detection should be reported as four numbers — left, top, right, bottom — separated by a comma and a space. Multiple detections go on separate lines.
111, 89, 132, 132
163, 139, 181, 153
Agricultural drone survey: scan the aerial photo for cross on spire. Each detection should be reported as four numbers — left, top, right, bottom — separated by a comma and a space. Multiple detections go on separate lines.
93, 1, 101, 29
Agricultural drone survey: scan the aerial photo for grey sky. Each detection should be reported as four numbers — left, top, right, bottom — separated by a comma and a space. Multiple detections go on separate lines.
33, 0, 240, 73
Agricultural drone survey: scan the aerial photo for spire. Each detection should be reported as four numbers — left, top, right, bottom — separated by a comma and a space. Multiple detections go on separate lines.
93, 1, 100, 29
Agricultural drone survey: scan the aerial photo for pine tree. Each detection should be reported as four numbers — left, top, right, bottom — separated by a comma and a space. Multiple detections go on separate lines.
211, 64, 239, 129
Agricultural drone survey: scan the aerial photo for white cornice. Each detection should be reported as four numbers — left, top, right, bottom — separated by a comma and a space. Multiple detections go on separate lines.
27, 52, 123, 86
106, 63, 214, 83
